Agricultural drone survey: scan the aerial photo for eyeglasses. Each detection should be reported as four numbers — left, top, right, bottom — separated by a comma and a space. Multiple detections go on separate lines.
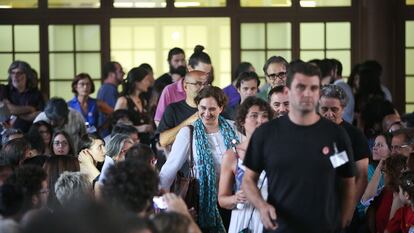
39, 188, 49, 195
266, 72, 286, 80
373, 143, 386, 148
53, 140, 68, 146
10, 71, 24, 76
77, 82, 91, 87
185, 81, 210, 87
391, 144, 411, 151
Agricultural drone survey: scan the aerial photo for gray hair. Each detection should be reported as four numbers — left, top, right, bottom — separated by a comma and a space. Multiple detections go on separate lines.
320, 84, 348, 107
106, 134, 131, 159
54, 171, 91, 206
8, 60, 36, 90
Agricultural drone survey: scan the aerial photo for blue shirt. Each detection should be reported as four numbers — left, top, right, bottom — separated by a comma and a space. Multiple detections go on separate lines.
67, 96, 99, 129
223, 84, 240, 108
97, 83, 118, 136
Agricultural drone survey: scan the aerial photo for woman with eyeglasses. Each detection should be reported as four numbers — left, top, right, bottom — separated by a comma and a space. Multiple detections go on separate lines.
159, 86, 240, 232
28, 121, 53, 155
359, 133, 392, 218
218, 97, 272, 233
68, 73, 113, 134
50, 130, 75, 156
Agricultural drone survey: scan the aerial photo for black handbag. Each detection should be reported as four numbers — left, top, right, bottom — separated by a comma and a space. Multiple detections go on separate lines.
173, 125, 199, 214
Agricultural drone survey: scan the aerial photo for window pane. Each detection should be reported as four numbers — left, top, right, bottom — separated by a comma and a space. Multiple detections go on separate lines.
49, 25, 74, 51
111, 50, 134, 74
406, 78, 414, 102
134, 51, 156, 69
111, 26, 133, 50
407, 0, 414, 5
49, 53, 74, 79
326, 22, 350, 49
326, 50, 350, 77
406, 21, 414, 47
76, 53, 101, 78
90, 81, 101, 98
15, 25, 39, 52
0, 54, 13, 80
218, 49, 231, 87
300, 23, 324, 49
267, 50, 292, 63
267, 23, 291, 49
300, 0, 351, 7
186, 26, 208, 48
219, 25, 230, 48
241, 51, 266, 76
49, 81, 72, 99
133, 26, 156, 49
75, 25, 100, 51
241, 23, 265, 49
406, 49, 414, 75
300, 50, 324, 61
0, 25, 12, 52
0, 0, 37, 8
162, 26, 185, 48
113, 0, 166, 8
407, 104, 414, 113
174, 0, 225, 7
240, 0, 291, 7
14, 53, 40, 73
48, 0, 100, 8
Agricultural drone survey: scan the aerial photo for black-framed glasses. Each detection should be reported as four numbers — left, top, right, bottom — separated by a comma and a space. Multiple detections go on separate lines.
266, 72, 286, 80
185, 81, 210, 87
391, 144, 411, 151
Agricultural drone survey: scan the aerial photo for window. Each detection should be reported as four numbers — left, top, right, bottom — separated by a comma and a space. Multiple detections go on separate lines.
407, 0, 414, 5
175, 0, 225, 7
240, 0, 291, 7
0, 25, 40, 84
110, 18, 231, 87
113, 0, 166, 8
300, 22, 351, 76
48, 25, 101, 100
48, 0, 100, 8
299, 0, 351, 7
240, 22, 291, 77
406, 21, 414, 113
0, 0, 37, 8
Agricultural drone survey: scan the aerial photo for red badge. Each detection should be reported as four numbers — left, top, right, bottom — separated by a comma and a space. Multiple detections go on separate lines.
322, 146, 330, 155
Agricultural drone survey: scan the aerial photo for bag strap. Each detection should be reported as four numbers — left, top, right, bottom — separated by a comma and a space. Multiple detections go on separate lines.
187, 125, 195, 178
246, 175, 267, 229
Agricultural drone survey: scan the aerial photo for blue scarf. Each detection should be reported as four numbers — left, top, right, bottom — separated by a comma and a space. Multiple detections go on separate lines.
194, 116, 239, 232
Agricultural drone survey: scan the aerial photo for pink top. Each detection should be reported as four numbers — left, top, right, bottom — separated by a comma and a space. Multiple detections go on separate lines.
154, 78, 186, 122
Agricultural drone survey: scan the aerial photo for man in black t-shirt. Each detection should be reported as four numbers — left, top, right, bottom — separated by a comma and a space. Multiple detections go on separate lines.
157, 70, 208, 147
243, 61, 356, 233
319, 84, 370, 232
153, 47, 186, 94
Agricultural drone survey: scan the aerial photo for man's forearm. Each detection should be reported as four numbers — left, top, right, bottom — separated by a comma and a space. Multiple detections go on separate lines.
8, 104, 36, 115
160, 121, 190, 147
355, 159, 368, 204
242, 170, 267, 209
341, 177, 356, 228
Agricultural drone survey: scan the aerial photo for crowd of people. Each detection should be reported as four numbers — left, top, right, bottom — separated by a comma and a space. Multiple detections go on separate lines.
0, 44, 414, 233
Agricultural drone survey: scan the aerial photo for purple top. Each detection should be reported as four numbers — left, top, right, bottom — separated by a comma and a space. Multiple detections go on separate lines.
223, 84, 240, 108
154, 78, 186, 122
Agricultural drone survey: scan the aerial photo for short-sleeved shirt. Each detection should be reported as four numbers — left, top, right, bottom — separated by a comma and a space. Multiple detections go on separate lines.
97, 83, 118, 135
67, 96, 99, 128
154, 78, 186, 122
157, 100, 197, 133
340, 120, 370, 162
386, 205, 414, 233
154, 73, 173, 94
244, 115, 355, 233
5, 85, 45, 132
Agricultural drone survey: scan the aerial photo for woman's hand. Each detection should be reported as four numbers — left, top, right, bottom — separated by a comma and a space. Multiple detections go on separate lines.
78, 149, 100, 183
136, 124, 153, 133
234, 190, 247, 205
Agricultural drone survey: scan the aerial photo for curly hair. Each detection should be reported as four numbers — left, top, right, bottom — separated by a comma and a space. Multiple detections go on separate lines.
383, 154, 407, 192
102, 159, 159, 214
194, 86, 227, 108
235, 97, 273, 134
